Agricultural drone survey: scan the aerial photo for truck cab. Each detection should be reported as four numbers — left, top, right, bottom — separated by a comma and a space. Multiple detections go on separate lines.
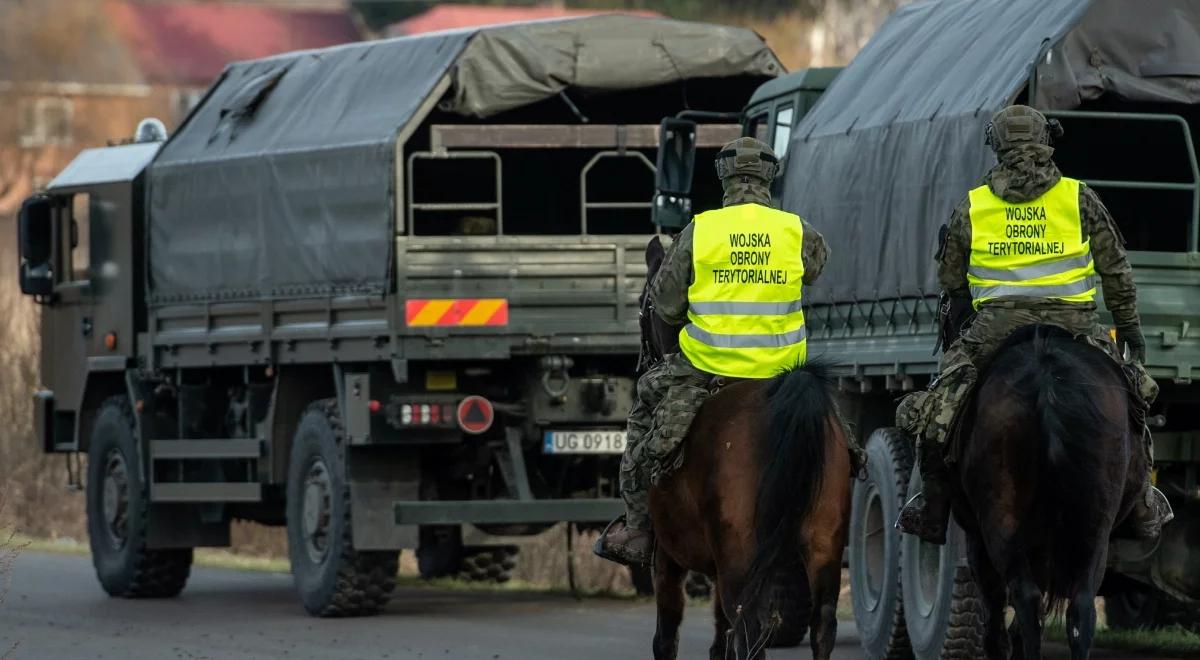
19, 140, 160, 456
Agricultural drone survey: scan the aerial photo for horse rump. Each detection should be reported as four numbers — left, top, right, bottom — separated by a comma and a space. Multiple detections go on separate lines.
976, 324, 1130, 610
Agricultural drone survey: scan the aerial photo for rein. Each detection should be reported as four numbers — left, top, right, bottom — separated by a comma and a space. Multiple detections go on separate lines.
637, 292, 664, 373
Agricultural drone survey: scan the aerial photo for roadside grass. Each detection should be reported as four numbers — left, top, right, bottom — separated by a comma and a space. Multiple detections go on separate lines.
1045, 618, 1200, 656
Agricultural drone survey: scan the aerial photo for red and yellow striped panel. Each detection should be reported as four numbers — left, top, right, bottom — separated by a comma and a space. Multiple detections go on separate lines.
405, 299, 509, 327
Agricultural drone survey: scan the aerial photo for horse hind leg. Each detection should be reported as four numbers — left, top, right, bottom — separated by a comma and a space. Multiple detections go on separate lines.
1065, 545, 1107, 660
804, 552, 842, 660
1007, 559, 1044, 660
965, 533, 1011, 660
652, 548, 687, 660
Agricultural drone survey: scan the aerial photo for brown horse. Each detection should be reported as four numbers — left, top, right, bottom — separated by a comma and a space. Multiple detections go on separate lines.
639, 237, 852, 660
954, 325, 1144, 660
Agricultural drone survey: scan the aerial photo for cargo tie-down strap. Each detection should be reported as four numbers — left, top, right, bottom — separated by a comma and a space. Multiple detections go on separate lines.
405, 299, 509, 326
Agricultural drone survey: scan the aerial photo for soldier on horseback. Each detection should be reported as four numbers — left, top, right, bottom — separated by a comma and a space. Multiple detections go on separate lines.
895, 104, 1174, 545
595, 137, 862, 567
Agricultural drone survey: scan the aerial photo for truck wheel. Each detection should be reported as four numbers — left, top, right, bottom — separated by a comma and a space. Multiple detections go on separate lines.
940, 566, 987, 659
767, 568, 812, 648
458, 546, 518, 583
901, 469, 980, 659
850, 427, 914, 659
87, 396, 192, 598
685, 571, 712, 599
286, 400, 397, 616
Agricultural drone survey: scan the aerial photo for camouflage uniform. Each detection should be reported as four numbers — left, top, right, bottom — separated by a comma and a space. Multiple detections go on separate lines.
895, 105, 1170, 545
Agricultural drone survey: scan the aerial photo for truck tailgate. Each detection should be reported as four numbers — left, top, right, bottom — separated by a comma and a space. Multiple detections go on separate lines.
397, 235, 650, 357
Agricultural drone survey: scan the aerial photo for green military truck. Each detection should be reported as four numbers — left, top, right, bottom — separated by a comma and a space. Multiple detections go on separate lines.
16, 16, 783, 616
721, 0, 1200, 656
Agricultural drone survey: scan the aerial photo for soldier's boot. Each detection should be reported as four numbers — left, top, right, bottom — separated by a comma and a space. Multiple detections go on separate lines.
1116, 428, 1174, 541
896, 438, 953, 545
594, 514, 654, 566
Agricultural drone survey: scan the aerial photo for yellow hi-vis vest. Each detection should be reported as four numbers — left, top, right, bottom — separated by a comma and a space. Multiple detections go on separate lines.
678, 204, 806, 378
966, 176, 1096, 309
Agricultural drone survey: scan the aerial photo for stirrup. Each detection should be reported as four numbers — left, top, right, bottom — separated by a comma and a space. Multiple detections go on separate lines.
1151, 486, 1175, 526
593, 514, 626, 553
895, 492, 925, 530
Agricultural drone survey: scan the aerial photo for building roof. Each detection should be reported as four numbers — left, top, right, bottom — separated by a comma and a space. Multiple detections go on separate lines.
388, 4, 658, 37
105, 1, 362, 87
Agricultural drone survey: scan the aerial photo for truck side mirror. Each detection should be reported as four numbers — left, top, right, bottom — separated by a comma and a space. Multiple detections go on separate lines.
652, 118, 697, 232
18, 194, 54, 297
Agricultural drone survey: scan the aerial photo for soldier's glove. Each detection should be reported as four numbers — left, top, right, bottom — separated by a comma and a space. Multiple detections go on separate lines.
1116, 324, 1147, 363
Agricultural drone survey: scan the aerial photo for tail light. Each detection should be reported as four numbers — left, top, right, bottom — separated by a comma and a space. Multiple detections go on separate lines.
381, 396, 494, 433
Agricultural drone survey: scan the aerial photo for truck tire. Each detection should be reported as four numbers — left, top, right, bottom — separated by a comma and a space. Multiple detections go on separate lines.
850, 427, 914, 660
286, 400, 398, 617
901, 468, 980, 659
939, 567, 987, 659
87, 396, 192, 598
686, 571, 712, 599
458, 546, 518, 583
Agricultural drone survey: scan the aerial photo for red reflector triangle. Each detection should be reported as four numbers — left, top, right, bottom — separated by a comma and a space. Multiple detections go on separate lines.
463, 403, 487, 424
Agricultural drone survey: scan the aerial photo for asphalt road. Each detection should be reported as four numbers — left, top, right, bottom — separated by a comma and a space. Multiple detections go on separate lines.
0, 551, 1178, 659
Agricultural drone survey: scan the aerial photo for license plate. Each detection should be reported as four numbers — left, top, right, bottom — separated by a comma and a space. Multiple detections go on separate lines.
543, 430, 627, 455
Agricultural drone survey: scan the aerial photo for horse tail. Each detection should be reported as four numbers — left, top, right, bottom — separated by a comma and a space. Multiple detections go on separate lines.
739, 359, 835, 624
1032, 327, 1118, 611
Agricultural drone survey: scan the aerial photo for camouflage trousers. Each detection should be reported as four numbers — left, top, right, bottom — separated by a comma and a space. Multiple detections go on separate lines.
619, 352, 712, 530
896, 306, 1159, 461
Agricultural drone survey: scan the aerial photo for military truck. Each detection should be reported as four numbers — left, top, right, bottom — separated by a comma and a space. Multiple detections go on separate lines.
653, 0, 1200, 655
16, 15, 783, 615
780, 0, 1200, 656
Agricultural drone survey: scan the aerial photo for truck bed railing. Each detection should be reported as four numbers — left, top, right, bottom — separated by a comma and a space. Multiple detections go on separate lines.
407, 150, 502, 234
580, 150, 656, 234
1045, 110, 1200, 251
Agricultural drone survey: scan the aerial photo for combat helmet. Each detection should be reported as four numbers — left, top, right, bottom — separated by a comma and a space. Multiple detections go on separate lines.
985, 105, 1064, 153
715, 137, 780, 184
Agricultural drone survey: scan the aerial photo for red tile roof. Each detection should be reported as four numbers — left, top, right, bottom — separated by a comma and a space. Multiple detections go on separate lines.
389, 4, 660, 37
105, 1, 362, 87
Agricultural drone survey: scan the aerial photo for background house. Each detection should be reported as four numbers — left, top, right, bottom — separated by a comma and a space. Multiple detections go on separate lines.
387, 3, 658, 36
0, 0, 361, 215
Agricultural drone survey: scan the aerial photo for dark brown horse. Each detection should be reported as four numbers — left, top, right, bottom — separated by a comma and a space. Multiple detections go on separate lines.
954, 325, 1144, 660
639, 237, 852, 660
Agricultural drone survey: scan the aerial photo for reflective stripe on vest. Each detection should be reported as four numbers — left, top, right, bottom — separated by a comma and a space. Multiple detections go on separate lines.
966, 177, 1095, 309
678, 203, 806, 378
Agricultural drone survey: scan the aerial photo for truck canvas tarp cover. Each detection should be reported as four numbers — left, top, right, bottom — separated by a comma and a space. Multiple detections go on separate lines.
147, 15, 781, 302
783, 0, 1200, 304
